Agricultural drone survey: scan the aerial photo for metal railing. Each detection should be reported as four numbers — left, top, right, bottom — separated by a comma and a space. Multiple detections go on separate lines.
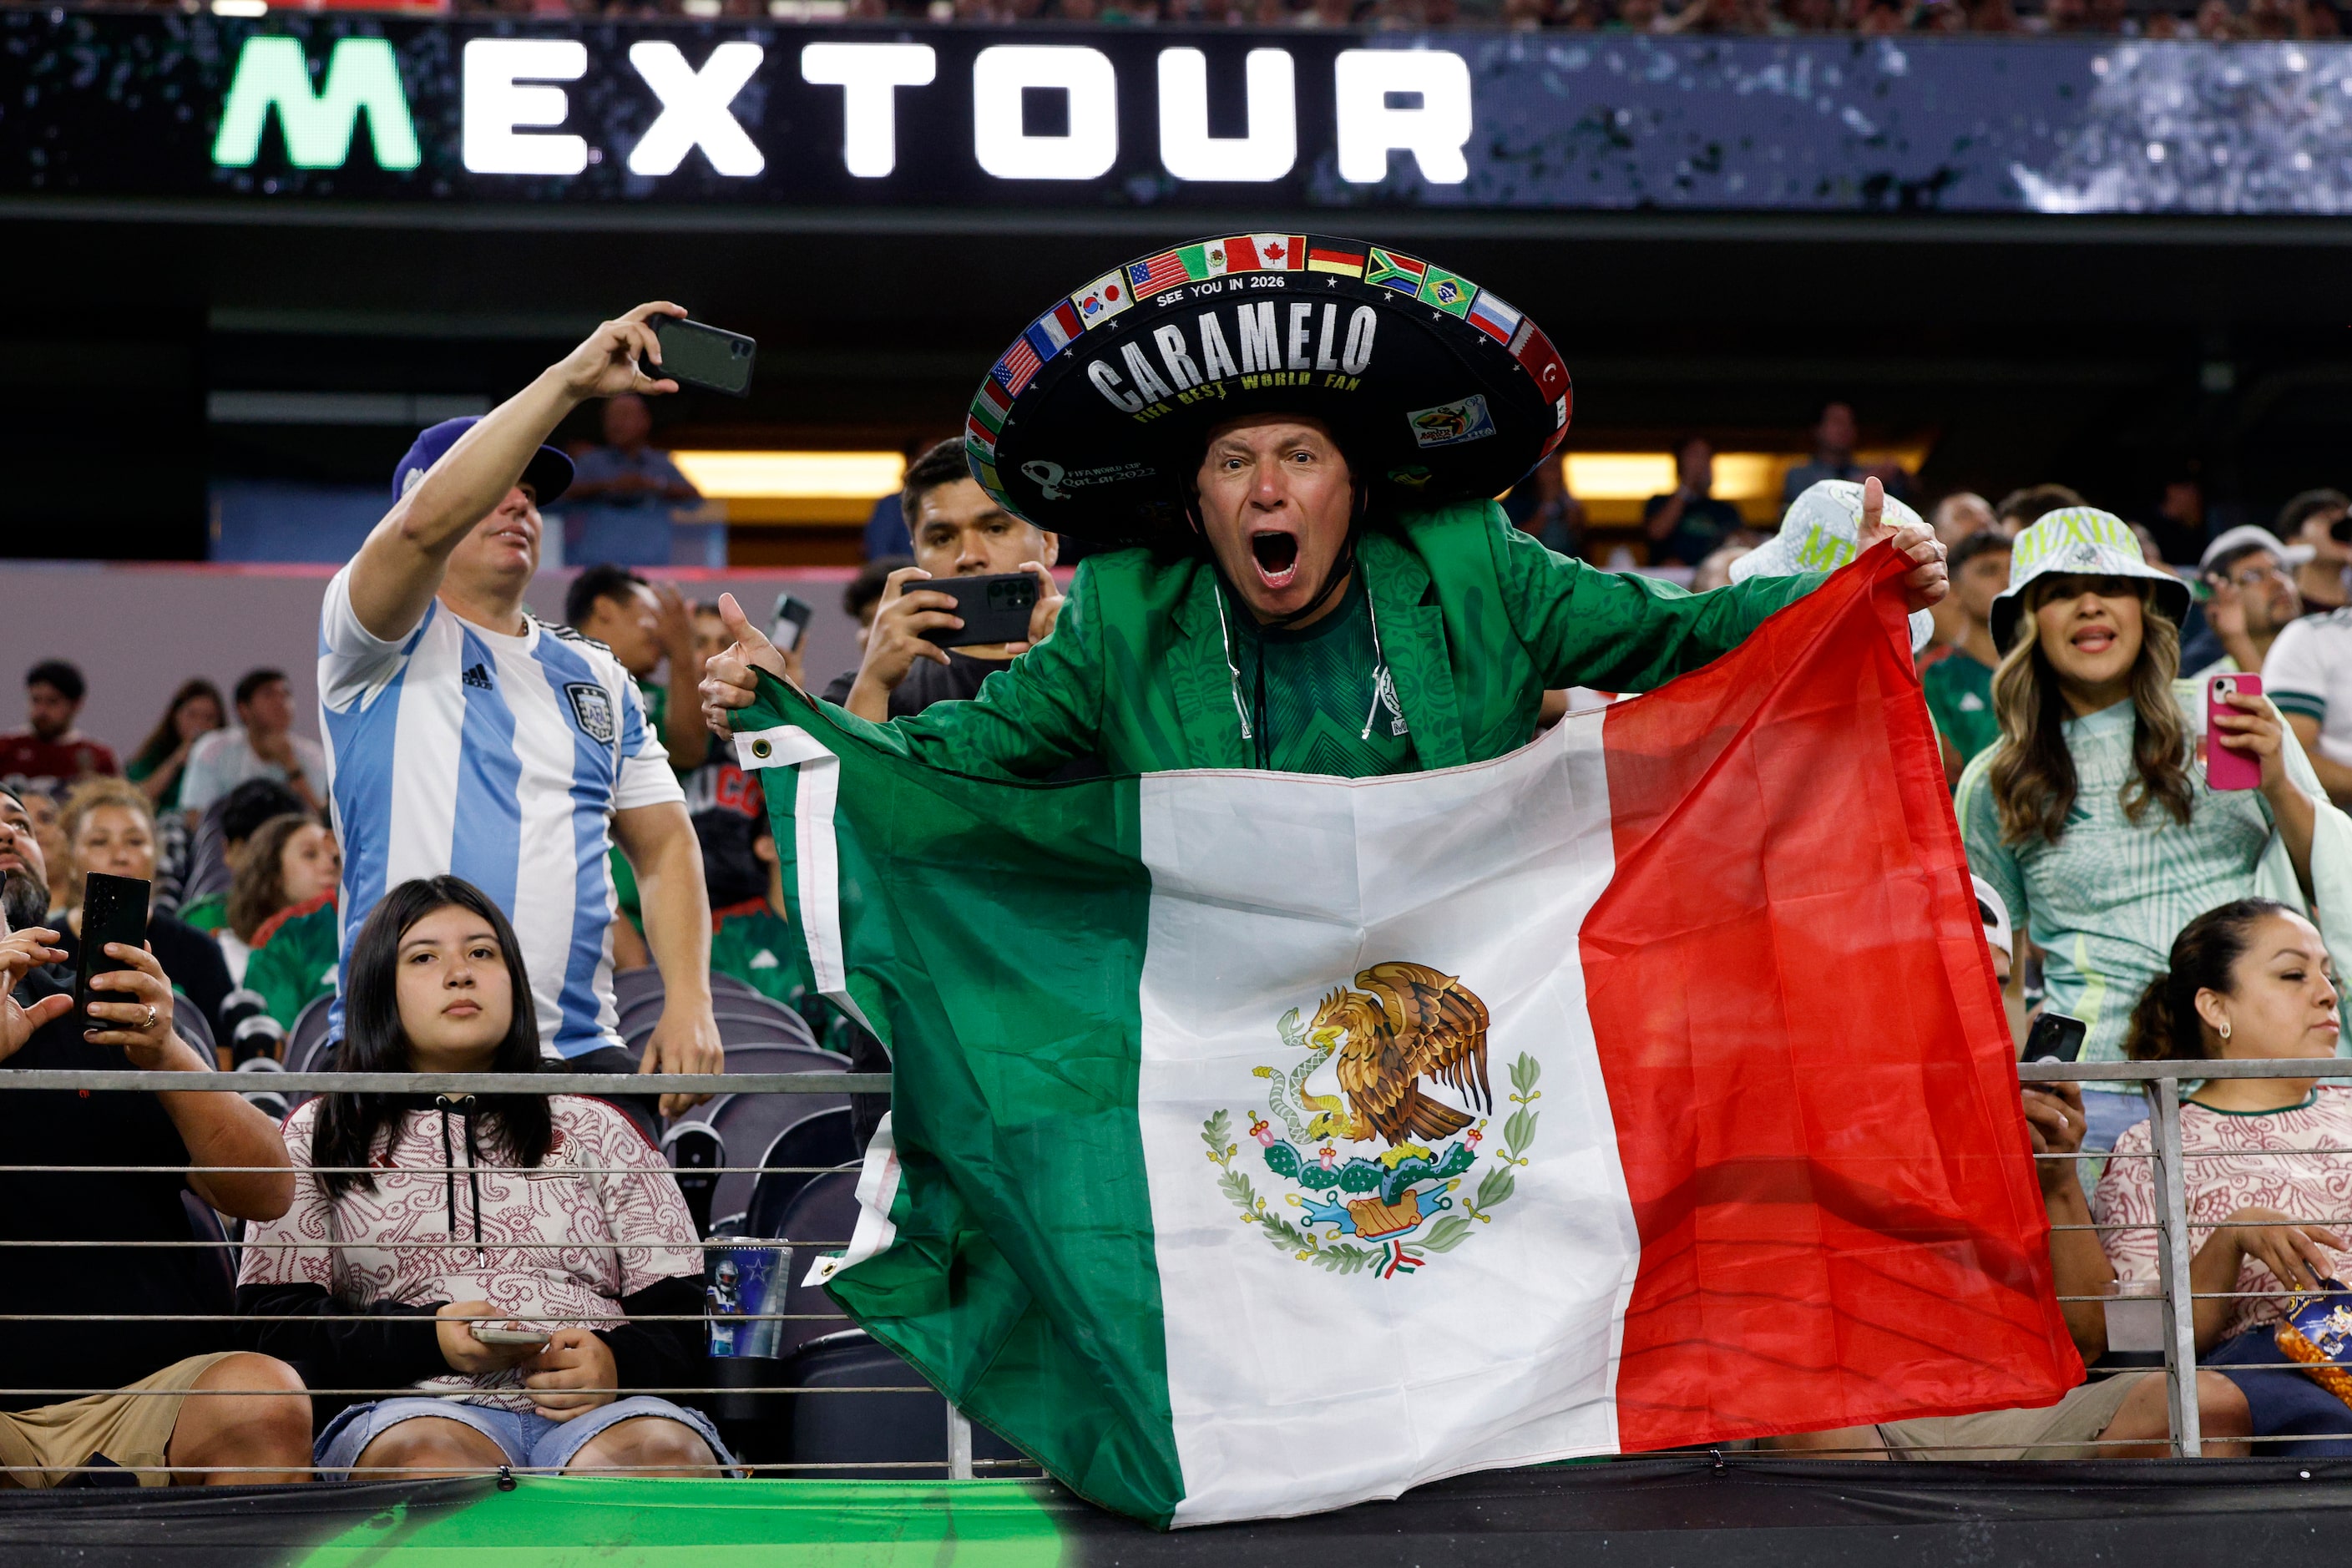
0, 1067, 1017, 1482
7, 1059, 2346, 1478
2016, 1056, 2352, 1459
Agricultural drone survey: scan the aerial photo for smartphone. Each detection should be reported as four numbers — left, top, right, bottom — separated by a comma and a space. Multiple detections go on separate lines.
650, 317, 756, 398
2208, 673, 2264, 791
472, 1326, 552, 1347
771, 592, 813, 654
2022, 1011, 2087, 1065
74, 873, 149, 1028
918, 573, 1038, 649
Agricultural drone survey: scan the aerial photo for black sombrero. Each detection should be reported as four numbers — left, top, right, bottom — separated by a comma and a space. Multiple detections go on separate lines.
963, 234, 1572, 549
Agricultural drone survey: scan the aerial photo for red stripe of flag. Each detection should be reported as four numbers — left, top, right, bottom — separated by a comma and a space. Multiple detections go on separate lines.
1584, 545, 2080, 1449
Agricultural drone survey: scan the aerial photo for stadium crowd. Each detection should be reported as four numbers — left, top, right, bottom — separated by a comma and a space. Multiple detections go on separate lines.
10, 305, 2352, 1482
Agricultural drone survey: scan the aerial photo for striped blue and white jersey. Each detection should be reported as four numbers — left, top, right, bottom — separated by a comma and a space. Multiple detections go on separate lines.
317, 569, 685, 1058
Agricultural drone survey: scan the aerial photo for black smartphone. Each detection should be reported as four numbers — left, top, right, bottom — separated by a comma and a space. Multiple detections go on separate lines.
75, 873, 149, 1028
650, 317, 756, 398
771, 592, 813, 654
919, 573, 1038, 649
2022, 1011, 2087, 1065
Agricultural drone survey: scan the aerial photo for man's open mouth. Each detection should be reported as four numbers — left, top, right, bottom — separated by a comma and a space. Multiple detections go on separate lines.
1250, 529, 1301, 589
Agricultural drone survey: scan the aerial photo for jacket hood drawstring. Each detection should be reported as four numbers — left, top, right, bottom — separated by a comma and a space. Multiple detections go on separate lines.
434, 1095, 485, 1260
1211, 551, 1398, 764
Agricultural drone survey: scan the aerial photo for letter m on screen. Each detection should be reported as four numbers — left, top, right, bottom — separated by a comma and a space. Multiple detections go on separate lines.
213, 37, 422, 171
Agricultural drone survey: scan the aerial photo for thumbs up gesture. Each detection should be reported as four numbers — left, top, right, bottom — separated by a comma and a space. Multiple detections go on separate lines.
1855, 475, 1950, 614
699, 593, 803, 740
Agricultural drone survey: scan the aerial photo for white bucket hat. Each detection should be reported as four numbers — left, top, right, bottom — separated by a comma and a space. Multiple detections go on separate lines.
1729, 479, 1935, 653
1990, 506, 2193, 652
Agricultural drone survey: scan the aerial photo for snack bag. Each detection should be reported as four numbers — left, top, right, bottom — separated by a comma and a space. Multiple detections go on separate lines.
2274, 1277, 2352, 1409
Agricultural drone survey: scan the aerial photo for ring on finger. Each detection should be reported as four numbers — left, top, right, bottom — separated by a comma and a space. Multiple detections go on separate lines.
142, 1004, 157, 1032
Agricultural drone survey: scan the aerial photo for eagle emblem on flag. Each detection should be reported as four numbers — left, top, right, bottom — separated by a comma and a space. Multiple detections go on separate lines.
1205, 964, 1540, 1280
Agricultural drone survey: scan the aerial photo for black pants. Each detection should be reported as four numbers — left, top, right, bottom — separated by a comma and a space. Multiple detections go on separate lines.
566, 1044, 663, 1146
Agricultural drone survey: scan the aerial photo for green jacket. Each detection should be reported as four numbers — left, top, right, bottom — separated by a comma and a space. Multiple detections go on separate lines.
830, 501, 1823, 778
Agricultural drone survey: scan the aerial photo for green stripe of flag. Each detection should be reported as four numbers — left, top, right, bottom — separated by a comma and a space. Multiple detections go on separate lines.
739, 679, 1186, 1526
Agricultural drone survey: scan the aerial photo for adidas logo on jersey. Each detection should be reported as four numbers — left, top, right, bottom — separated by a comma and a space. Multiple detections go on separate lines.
1959, 692, 1985, 711
463, 663, 493, 690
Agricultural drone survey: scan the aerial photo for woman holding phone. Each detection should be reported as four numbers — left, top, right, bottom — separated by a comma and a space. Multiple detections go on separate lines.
1955, 508, 2320, 1153
235, 877, 728, 1478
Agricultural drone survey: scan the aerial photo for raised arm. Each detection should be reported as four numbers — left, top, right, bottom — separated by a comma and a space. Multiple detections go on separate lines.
1503, 477, 1946, 693
701, 564, 1104, 781
344, 304, 685, 642
1500, 523, 1827, 694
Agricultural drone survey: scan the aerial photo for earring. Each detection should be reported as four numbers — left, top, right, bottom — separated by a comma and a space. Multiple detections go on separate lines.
2219, 1019, 2233, 1042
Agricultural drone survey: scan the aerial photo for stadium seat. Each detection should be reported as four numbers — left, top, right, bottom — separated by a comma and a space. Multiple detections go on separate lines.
171, 997, 216, 1063
286, 994, 336, 1075
678, 1074, 853, 1229
621, 989, 806, 1044
231, 1013, 286, 1065
611, 965, 664, 1014
180, 1192, 236, 1303
179, 798, 233, 908
216, 987, 267, 1039
768, 1171, 863, 1362
628, 1009, 822, 1059
234, 1056, 288, 1120
779, 1330, 1036, 1480
710, 970, 766, 1006
662, 1121, 724, 1237
746, 1107, 861, 1239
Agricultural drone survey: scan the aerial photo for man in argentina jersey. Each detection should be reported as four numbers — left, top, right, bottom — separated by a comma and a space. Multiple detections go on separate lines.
317, 302, 722, 1114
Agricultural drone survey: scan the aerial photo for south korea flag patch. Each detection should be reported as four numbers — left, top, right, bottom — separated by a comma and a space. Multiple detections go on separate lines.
564, 682, 618, 746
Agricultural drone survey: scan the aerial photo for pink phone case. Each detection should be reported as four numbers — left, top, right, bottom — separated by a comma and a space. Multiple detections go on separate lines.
2207, 673, 2264, 790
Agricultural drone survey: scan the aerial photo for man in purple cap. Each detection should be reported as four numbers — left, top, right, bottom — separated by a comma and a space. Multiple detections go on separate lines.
316, 303, 721, 1119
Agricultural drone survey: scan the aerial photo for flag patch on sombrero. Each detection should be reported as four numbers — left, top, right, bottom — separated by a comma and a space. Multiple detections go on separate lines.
1420, 265, 1475, 318
1129, 250, 1190, 296
1468, 290, 1525, 346
1364, 246, 1426, 293
1308, 242, 1367, 276
994, 342, 1041, 397
965, 233, 1572, 548
1072, 271, 1132, 327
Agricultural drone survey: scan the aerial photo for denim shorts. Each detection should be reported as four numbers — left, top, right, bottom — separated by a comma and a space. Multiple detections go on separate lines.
316, 1394, 736, 1478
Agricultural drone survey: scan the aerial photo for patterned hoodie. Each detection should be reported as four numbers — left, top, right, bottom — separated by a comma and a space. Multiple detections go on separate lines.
236, 1095, 705, 1414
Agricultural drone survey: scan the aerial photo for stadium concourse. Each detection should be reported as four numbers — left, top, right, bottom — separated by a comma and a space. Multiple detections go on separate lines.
13, 0, 2352, 1558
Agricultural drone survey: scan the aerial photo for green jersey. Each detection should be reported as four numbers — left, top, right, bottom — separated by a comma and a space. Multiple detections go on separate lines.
1921, 650, 2001, 776
711, 900, 854, 1055
1227, 574, 1417, 778
1956, 695, 2274, 1090
245, 896, 339, 1030
179, 891, 228, 935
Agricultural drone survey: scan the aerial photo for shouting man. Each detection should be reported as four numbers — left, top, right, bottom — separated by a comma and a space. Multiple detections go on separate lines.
704, 236, 1945, 780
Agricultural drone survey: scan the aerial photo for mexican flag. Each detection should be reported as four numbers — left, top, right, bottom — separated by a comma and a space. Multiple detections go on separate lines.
735, 545, 2081, 1529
